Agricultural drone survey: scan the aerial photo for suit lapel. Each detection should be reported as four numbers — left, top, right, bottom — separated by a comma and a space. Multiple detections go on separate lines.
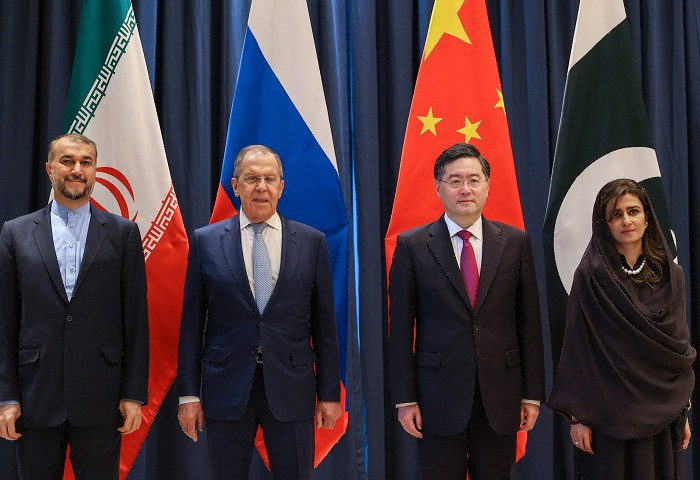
33, 205, 68, 303
267, 215, 299, 313
221, 215, 259, 315
72, 206, 108, 298
475, 217, 505, 313
426, 217, 471, 308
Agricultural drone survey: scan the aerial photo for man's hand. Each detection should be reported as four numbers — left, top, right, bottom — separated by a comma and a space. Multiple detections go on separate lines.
315, 401, 341, 429
683, 418, 691, 450
117, 400, 143, 435
0, 404, 22, 441
571, 423, 594, 454
397, 404, 423, 438
178, 401, 205, 442
519, 403, 540, 431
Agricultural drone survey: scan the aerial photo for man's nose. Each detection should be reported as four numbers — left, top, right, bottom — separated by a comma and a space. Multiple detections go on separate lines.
71, 162, 83, 175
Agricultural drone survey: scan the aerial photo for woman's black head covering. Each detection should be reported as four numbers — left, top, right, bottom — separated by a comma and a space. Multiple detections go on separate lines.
548, 179, 695, 439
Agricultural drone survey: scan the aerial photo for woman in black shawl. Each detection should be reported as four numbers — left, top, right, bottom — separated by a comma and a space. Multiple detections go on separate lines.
548, 179, 695, 479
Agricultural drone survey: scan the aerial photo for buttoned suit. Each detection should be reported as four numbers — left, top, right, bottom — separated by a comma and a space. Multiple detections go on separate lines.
0, 203, 149, 476
176, 213, 340, 476
389, 215, 545, 476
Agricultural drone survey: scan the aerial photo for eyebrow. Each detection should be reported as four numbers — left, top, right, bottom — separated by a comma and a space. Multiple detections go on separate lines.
446, 172, 481, 178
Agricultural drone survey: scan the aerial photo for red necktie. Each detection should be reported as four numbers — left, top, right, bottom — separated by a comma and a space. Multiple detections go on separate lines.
457, 230, 479, 309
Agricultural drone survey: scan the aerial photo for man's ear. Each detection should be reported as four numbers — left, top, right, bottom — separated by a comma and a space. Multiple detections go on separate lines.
231, 177, 240, 197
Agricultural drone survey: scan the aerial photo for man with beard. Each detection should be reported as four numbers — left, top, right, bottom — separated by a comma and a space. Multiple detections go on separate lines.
0, 133, 149, 479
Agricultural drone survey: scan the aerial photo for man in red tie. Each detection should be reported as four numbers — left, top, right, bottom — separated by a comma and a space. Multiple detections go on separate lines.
388, 143, 545, 480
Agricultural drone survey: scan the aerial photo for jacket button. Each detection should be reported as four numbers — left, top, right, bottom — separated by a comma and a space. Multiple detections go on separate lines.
469, 356, 475, 364
67, 315, 72, 322
473, 325, 478, 331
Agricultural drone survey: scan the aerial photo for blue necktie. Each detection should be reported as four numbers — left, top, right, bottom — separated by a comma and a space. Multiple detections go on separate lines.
251, 222, 273, 314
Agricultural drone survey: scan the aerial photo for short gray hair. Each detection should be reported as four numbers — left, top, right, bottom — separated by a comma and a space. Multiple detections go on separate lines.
232, 145, 283, 179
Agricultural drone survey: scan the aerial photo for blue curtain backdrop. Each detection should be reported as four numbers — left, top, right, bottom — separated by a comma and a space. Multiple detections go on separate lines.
1, 1, 698, 479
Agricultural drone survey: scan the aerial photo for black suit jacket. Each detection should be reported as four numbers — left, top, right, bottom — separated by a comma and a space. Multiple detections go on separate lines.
176, 214, 340, 422
389, 215, 545, 435
0, 204, 149, 428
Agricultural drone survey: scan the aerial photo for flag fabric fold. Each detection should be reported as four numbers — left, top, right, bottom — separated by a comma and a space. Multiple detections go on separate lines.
543, 0, 675, 364
210, 0, 349, 469
385, 0, 528, 464
62, 0, 189, 478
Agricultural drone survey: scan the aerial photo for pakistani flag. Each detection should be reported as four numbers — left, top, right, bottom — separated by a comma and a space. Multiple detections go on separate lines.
62, 0, 189, 478
543, 0, 675, 363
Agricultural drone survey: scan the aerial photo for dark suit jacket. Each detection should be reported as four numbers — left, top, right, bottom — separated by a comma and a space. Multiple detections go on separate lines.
0, 204, 149, 428
176, 214, 340, 422
389, 215, 545, 436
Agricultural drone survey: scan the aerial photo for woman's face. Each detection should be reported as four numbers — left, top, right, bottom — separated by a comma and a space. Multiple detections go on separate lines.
605, 193, 648, 253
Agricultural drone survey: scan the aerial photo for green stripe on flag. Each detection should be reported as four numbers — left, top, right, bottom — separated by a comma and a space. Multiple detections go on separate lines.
63, 0, 132, 132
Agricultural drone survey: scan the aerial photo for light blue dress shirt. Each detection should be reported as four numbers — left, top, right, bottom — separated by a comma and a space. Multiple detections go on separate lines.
50, 201, 91, 300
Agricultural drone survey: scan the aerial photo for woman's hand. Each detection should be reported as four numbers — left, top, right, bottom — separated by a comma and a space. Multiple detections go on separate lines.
683, 418, 691, 450
571, 423, 594, 454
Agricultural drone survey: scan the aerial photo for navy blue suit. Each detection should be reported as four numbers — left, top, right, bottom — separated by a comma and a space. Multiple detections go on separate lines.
0, 204, 149, 478
176, 214, 340, 477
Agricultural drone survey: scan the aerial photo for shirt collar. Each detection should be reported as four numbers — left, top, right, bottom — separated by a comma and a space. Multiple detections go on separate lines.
51, 200, 91, 220
239, 210, 281, 231
444, 213, 482, 241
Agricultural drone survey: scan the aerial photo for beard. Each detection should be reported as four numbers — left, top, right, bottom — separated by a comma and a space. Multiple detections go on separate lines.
54, 176, 93, 201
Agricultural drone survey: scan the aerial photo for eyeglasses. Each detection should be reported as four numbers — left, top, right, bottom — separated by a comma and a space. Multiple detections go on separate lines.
241, 175, 281, 186
441, 178, 486, 189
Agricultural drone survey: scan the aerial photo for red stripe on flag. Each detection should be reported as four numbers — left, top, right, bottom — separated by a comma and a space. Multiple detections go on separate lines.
119, 207, 189, 478
210, 183, 238, 223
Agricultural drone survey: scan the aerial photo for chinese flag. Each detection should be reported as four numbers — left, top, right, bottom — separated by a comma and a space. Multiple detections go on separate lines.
385, 0, 527, 465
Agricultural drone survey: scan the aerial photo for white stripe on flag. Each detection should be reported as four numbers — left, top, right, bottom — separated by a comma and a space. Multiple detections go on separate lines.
82, 25, 172, 240
568, 0, 626, 70
248, 0, 337, 170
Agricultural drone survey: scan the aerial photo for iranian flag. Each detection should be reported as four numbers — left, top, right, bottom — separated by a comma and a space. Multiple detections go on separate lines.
543, 0, 675, 364
62, 0, 188, 478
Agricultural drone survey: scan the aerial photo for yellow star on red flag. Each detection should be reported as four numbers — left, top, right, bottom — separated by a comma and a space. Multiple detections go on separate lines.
417, 107, 443, 136
494, 89, 506, 116
457, 115, 482, 143
423, 0, 470, 59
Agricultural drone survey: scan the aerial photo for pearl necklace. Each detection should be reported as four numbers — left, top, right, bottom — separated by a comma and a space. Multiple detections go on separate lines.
622, 257, 645, 276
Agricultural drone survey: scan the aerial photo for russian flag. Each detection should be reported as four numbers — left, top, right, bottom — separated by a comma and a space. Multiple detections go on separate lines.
210, 0, 349, 468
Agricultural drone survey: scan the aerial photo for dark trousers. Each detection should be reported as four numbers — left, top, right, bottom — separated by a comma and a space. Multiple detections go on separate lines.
418, 383, 517, 480
16, 420, 121, 480
206, 364, 314, 480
